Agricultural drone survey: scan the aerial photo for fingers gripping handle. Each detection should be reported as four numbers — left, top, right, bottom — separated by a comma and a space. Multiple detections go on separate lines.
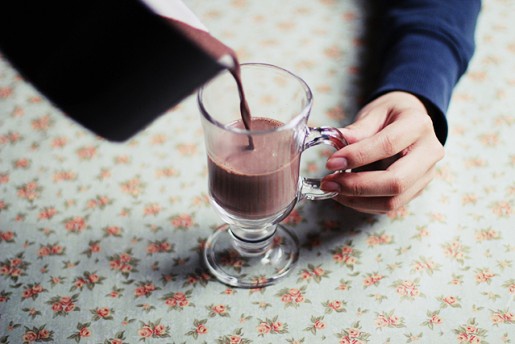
300, 127, 347, 200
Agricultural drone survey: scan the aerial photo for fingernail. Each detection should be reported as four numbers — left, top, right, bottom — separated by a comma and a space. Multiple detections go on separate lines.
321, 181, 340, 192
326, 157, 348, 171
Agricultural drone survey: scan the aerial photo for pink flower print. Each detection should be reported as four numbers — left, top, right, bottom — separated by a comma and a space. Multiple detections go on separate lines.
276, 287, 309, 308
325, 105, 346, 121
314, 320, 326, 329
47, 294, 79, 316
367, 231, 393, 246
297, 264, 330, 283
153, 324, 166, 336
422, 311, 443, 329
51, 302, 63, 313
120, 177, 144, 197
299, 270, 312, 281
490, 309, 514, 325
337, 279, 351, 291
386, 205, 409, 220
176, 143, 197, 155
323, 299, 347, 314
332, 244, 359, 269
22, 330, 38, 342
211, 304, 228, 316
76, 145, 97, 160
393, 279, 422, 300
90, 242, 100, 253
185, 319, 208, 339
0, 230, 15, 242
321, 219, 341, 231
134, 281, 159, 298
21, 283, 46, 301
281, 294, 292, 303
31, 115, 52, 131
454, 319, 487, 343
64, 216, 87, 233
22, 288, 33, 300
38, 328, 51, 339
411, 257, 441, 276
0, 86, 12, 98
479, 132, 499, 146
155, 167, 178, 178
16, 180, 41, 202
151, 133, 167, 145
146, 240, 174, 255
271, 321, 284, 332
38, 207, 57, 220
438, 295, 462, 308
490, 201, 511, 217
95, 307, 111, 319
137, 320, 170, 341
223, 288, 235, 295
229, 335, 242, 343
336, 322, 371, 342
329, 300, 344, 311
138, 326, 153, 338
348, 328, 360, 337
431, 315, 442, 325
53, 170, 77, 182
375, 311, 405, 328
0, 173, 9, 184
375, 314, 389, 328
170, 213, 194, 229
79, 327, 91, 338
146, 243, 159, 255
363, 273, 384, 288
196, 324, 208, 335
143, 203, 162, 216
104, 226, 123, 237
474, 268, 495, 284
0, 131, 22, 144
257, 316, 288, 337
283, 209, 303, 225
14, 158, 31, 169
218, 249, 249, 273
442, 238, 469, 264
51, 136, 68, 148
475, 228, 500, 241
313, 266, 325, 276
0, 200, 8, 212
507, 282, 515, 295
114, 155, 131, 164
257, 322, 271, 335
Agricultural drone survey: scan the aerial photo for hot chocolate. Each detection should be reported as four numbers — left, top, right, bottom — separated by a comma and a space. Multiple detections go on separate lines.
208, 117, 300, 219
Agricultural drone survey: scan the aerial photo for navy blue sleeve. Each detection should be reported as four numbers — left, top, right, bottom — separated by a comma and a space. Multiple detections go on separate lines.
369, 0, 481, 144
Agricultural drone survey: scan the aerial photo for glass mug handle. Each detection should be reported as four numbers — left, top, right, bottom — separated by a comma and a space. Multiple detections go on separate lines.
300, 126, 348, 200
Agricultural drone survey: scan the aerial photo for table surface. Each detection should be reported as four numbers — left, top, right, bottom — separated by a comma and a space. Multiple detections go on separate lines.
1, 1, 514, 343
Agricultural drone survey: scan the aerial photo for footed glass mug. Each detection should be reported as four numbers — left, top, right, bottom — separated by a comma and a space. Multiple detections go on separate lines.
198, 63, 347, 288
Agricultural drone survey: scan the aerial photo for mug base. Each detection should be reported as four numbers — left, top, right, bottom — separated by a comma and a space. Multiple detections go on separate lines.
203, 224, 299, 288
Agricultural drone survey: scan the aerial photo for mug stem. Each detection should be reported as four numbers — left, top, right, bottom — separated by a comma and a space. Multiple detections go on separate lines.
228, 225, 277, 257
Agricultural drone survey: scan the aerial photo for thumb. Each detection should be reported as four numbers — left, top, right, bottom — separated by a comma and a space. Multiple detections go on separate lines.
339, 108, 387, 144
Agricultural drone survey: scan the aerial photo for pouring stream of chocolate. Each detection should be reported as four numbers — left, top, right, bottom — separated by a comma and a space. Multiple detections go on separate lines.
165, 17, 254, 149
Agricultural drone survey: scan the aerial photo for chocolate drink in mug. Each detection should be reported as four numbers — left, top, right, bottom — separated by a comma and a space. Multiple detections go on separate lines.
208, 117, 300, 219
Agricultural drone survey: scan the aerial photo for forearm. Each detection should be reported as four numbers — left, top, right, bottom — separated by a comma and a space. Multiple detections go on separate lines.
369, 0, 481, 144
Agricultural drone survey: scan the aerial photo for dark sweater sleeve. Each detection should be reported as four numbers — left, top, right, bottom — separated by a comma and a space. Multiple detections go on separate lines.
368, 0, 481, 144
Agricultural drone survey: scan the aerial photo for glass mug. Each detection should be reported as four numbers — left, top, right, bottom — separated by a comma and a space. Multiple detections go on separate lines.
198, 63, 347, 288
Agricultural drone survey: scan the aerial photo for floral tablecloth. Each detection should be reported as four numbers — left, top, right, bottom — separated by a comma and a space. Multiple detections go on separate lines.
0, 1, 514, 343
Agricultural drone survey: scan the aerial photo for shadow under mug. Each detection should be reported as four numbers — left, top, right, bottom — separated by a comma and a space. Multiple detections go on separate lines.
198, 63, 347, 288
